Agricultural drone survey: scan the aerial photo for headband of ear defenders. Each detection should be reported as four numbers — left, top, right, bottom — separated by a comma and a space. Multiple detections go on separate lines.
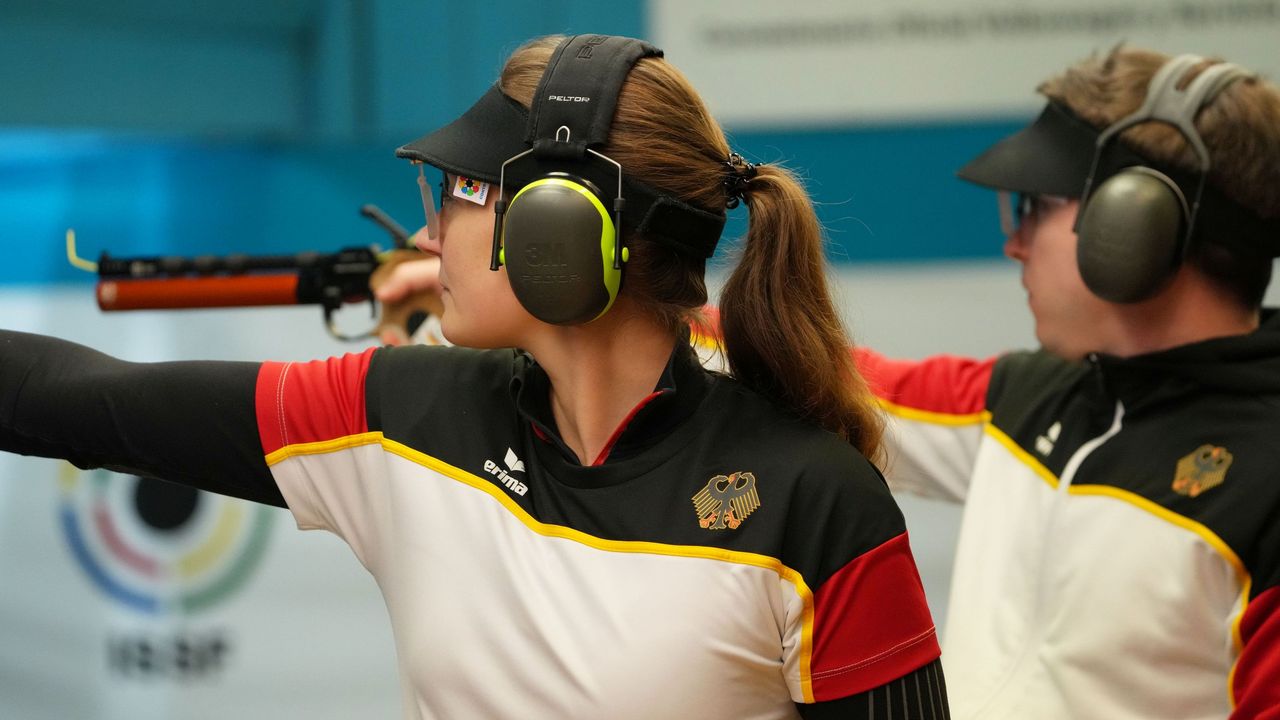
957, 101, 1280, 257
397, 74, 726, 258
526, 35, 659, 156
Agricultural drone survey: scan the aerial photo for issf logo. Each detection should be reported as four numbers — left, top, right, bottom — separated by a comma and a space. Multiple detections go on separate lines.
57, 464, 275, 615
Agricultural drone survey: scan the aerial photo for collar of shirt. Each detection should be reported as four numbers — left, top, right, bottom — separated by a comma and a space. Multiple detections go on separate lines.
1087, 307, 1280, 407
509, 334, 713, 470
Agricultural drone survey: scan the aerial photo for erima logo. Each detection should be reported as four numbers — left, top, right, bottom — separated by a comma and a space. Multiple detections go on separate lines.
1035, 421, 1061, 456
547, 95, 590, 103
484, 448, 527, 496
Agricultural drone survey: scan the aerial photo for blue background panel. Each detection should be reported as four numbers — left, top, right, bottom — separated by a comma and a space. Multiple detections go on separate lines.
0, 118, 1022, 285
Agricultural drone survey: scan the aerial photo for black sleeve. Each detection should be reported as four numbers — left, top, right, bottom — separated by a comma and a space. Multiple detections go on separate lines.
0, 330, 283, 506
795, 658, 950, 720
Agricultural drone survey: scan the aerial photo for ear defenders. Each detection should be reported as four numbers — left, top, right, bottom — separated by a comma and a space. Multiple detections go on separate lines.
490, 35, 661, 325
1075, 55, 1250, 303
499, 172, 628, 325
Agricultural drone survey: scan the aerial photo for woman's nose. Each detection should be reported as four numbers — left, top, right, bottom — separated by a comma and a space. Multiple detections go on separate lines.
414, 226, 441, 256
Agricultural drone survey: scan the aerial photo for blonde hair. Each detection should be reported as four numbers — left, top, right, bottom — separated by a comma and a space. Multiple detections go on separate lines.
500, 37, 883, 461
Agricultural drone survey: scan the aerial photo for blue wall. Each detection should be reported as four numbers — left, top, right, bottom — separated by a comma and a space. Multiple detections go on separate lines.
0, 1, 1019, 285
727, 120, 1019, 262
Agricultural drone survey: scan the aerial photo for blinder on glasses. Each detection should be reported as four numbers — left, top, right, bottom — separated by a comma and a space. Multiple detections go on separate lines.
415, 162, 443, 241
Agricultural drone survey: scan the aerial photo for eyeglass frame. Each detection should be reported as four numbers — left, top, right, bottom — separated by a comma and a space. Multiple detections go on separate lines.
997, 191, 1072, 237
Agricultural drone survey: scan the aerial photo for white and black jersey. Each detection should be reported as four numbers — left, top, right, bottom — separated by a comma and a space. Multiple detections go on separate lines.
1, 332, 946, 719
859, 310, 1280, 720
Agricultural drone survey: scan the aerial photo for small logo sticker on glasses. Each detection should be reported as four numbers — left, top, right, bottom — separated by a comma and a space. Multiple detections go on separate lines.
453, 176, 490, 206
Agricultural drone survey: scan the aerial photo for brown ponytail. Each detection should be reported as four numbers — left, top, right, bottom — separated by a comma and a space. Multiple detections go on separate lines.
719, 165, 884, 461
499, 36, 883, 461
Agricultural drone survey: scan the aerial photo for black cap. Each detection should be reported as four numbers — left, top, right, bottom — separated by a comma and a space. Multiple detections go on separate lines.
956, 102, 1117, 197
396, 84, 527, 185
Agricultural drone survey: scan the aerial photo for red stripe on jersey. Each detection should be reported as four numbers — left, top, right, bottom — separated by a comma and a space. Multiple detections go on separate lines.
530, 422, 551, 443
1232, 584, 1280, 717
255, 349, 374, 455
809, 531, 940, 701
591, 391, 665, 466
853, 347, 995, 416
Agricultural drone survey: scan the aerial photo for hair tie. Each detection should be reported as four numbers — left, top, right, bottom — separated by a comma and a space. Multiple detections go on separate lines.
723, 152, 759, 209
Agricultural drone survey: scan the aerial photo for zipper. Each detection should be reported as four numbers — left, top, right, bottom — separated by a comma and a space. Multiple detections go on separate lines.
1058, 399, 1124, 489
970, 397, 1125, 717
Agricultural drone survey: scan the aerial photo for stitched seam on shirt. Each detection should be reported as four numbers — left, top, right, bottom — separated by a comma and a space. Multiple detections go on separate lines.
276, 363, 292, 448
810, 628, 937, 679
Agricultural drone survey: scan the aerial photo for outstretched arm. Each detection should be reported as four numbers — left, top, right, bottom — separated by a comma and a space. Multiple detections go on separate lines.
853, 348, 996, 503
0, 330, 283, 506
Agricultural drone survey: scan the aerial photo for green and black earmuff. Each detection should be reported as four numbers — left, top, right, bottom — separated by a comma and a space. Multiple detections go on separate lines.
489, 35, 661, 325
1075, 55, 1250, 303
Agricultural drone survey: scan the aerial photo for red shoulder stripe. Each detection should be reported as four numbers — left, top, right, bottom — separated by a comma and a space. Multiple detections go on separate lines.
809, 531, 941, 700
1232, 584, 1280, 717
255, 349, 375, 455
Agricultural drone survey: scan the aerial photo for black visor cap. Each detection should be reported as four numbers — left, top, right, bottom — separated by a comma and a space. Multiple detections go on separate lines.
957, 101, 1280, 256
956, 102, 1114, 197
396, 85, 528, 185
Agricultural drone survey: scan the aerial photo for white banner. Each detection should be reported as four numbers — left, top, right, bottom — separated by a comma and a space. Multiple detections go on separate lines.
651, 0, 1280, 126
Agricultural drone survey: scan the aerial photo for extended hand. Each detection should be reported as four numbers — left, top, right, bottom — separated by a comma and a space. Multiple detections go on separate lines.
371, 237, 444, 346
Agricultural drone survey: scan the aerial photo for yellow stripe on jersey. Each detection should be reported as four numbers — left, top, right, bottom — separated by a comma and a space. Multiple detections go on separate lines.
983, 425, 1251, 585
1067, 484, 1246, 579
878, 399, 990, 427
264, 431, 384, 466
688, 328, 720, 351
1065, 483, 1250, 711
983, 423, 1060, 489
267, 431, 820, 701
981, 423, 1251, 711
1226, 576, 1252, 711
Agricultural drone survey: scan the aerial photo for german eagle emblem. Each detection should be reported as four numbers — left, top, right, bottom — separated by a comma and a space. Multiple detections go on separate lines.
693, 472, 760, 530
1172, 444, 1233, 498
